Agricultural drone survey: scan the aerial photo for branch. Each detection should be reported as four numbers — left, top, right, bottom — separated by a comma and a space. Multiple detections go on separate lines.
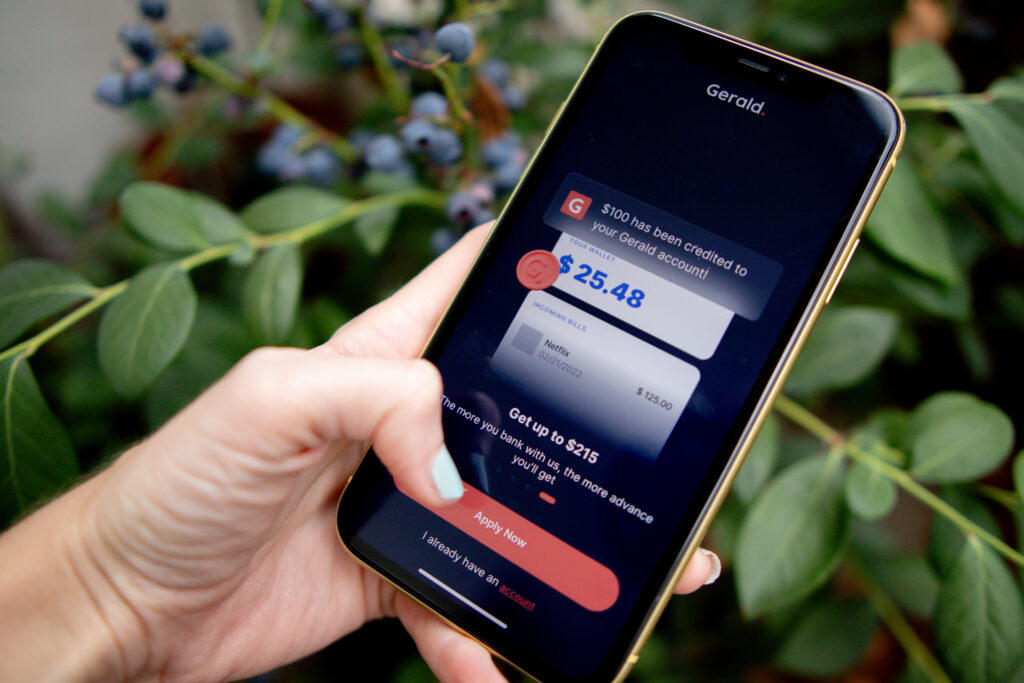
0, 189, 447, 364
358, 13, 409, 111
896, 93, 992, 112
184, 54, 359, 162
256, 0, 287, 54
773, 394, 1024, 569
850, 559, 952, 683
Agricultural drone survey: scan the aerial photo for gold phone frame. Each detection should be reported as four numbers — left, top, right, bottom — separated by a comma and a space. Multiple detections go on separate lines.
337, 11, 905, 682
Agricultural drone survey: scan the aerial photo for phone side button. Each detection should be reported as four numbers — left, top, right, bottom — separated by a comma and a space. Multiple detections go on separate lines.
825, 238, 859, 305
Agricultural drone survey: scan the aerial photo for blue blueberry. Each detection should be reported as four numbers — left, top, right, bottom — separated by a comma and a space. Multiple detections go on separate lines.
445, 191, 491, 228
430, 227, 460, 255
153, 56, 185, 86
257, 142, 290, 176
304, 0, 334, 20
410, 91, 449, 118
302, 147, 342, 186
196, 24, 232, 56
494, 160, 524, 192
334, 41, 365, 68
479, 58, 509, 88
502, 85, 527, 112
400, 119, 439, 153
480, 131, 521, 169
468, 180, 496, 205
365, 134, 404, 172
95, 73, 129, 107
126, 69, 156, 99
435, 23, 474, 63
138, 0, 167, 21
348, 128, 375, 153
270, 123, 304, 147
427, 127, 462, 164
172, 66, 198, 93
278, 153, 307, 182
119, 23, 159, 63
221, 95, 250, 120
322, 8, 351, 35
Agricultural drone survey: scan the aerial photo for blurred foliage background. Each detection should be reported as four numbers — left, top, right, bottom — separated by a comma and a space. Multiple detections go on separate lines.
1, 0, 1024, 681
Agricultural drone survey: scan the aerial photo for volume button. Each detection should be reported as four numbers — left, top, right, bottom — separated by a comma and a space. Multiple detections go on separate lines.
825, 238, 859, 304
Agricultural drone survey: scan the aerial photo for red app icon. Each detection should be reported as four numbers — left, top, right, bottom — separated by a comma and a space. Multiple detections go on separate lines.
560, 191, 592, 220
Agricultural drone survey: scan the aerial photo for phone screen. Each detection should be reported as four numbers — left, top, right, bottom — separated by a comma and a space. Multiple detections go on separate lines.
339, 13, 900, 682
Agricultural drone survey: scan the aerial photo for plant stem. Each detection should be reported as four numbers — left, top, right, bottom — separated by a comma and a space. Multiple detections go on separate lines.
176, 242, 239, 272
851, 560, 952, 683
456, 0, 518, 20
256, 0, 286, 53
896, 93, 992, 112
0, 190, 447, 364
973, 483, 1020, 511
0, 282, 127, 364
358, 14, 409, 112
432, 64, 472, 122
773, 394, 1024, 569
265, 188, 447, 246
185, 54, 359, 162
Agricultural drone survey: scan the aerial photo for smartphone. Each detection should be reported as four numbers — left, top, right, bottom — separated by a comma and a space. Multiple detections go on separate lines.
338, 12, 903, 682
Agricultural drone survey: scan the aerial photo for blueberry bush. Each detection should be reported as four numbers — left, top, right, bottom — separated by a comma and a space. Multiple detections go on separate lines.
1, 1, 1023, 681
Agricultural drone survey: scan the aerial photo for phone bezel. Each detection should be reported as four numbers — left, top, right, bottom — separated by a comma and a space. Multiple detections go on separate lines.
337, 11, 904, 683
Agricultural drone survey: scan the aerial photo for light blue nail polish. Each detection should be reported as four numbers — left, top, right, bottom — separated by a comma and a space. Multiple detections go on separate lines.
431, 445, 465, 500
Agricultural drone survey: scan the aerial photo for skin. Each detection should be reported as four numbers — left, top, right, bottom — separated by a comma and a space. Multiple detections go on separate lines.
0, 225, 716, 682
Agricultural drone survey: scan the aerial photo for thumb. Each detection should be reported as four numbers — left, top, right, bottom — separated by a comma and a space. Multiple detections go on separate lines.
176, 347, 464, 507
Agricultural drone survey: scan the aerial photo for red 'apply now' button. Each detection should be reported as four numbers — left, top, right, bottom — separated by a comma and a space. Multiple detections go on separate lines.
423, 483, 620, 612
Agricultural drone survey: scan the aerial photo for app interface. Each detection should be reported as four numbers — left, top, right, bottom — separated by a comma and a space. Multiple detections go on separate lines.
343, 19, 893, 679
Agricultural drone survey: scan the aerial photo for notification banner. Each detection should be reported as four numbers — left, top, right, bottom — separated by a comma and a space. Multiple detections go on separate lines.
542, 172, 783, 320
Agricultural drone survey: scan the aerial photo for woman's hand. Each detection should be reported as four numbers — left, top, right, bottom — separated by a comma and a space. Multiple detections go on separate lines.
0, 225, 720, 683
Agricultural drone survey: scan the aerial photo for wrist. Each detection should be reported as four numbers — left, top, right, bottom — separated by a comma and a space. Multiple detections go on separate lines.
0, 475, 149, 682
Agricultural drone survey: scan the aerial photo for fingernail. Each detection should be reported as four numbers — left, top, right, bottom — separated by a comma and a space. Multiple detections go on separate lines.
431, 445, 465, 500
700, 548, 722, 585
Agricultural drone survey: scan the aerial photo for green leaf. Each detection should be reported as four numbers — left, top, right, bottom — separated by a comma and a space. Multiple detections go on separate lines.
143, 301, 252, 430
97, 264, 197, 399
863, 552, 939, 618
865, 162, 960, 284
361, 170, 420, 196
735, 457, 848, 617
1012, 658, 1024, 683
243, 245, 303, 344
906, 392, 1014, 483
948, 101, 1024, 216
934, 537, 1024, 683
354, 206, 399, 256
889, 41, 963, 96
775, 598, 878, 676
785, 306, 898, 396
0, 355, 78, 524
0, 260, 94, 349
733, 413, 780, 503
240, 187, 348, 233
988, 77, 1024, 104
1015, 451, 1024, 507
119, 182, 210, 251
927, 488, 1001, 578
844, 460, 897, 520
191, 193, 252, 244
